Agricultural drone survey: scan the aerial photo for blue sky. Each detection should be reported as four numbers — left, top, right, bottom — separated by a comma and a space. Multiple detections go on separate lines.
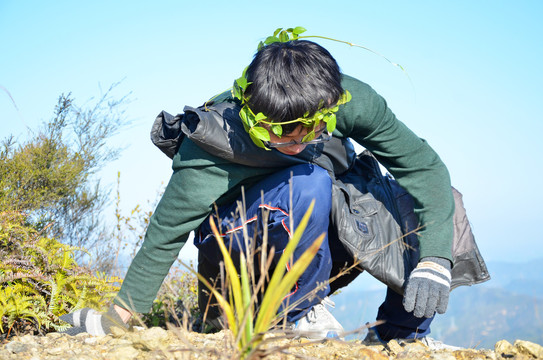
1, 1, 542, 264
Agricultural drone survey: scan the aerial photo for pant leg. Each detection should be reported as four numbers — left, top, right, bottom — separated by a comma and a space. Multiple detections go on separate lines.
326, 244, 434, 339
197, 250, 223, 322
196, 163, 333, 323
375, 287, 434, 340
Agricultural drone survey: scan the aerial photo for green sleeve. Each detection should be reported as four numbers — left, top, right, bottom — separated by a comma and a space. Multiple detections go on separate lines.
115, 139, 270, 313
338, 74, 454, 261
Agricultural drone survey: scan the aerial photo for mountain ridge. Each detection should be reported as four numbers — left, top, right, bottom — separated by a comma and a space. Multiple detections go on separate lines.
329, 257, 543, 349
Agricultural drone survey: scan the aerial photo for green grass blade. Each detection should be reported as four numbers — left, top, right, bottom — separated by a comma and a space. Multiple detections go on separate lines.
254, 200, 315, 332
209, 217, 245, 332
273, 233, 325, 307
254, 233, 325, 334
239, 252, 253, 350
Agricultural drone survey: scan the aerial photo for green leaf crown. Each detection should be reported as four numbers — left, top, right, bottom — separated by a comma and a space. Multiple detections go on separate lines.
231, 27, 352, 150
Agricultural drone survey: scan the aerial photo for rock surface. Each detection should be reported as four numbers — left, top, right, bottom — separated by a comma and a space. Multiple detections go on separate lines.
1, 327, 542, 359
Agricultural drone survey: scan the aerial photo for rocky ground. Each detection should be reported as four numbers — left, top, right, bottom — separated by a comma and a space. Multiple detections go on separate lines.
1, 327, 542, 360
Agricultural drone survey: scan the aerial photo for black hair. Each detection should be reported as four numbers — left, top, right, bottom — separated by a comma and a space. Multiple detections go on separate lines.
244, 40, 343, 134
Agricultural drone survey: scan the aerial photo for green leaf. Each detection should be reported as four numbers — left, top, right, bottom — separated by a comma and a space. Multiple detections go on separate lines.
326, 114, 337, 133
271, 125, 282, 137
239, 108, 249, 125
293, 26, 307, 35
236, 76, 248, 90
273, 28, 283, 37
254, 112, 267, 122
249, 126, 270, 142
232, 84, 242, 100
249, 133, 269, 150
241, 119, 251, 133
302, 131, 315, 143
264, 36, 280, 45
345, 90, 352, 103
278, 31, 289, 42
240, 107, 256, 127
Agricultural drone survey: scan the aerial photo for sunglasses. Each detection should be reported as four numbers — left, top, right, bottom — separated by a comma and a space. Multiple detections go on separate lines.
264, 127, 332, 148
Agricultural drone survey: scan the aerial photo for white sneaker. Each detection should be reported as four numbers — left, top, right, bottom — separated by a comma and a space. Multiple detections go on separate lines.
362, 324, 460, 350
290, 297, 344, 340
415, 337, 462, 351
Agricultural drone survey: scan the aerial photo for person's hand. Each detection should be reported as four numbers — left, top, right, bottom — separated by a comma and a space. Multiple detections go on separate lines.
403, 257, 452, 318
60, 305, 129, 336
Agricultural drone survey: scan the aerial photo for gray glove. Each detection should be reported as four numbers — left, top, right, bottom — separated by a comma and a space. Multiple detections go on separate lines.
403, 257, 452, 318
60, 305, 128, 336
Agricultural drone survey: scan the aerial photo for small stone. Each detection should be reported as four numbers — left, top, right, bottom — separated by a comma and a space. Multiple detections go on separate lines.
68, 355, 97, 360
107, 338, 134, 347
106, 345, 140, 360
46, 346, 66, 355
5, 341, 33, 354
429, 352, 456, 360
74, 332, 91, 341
396, 350, 428, 359
452, 349, 488, 359
110, 325, 128, 337
140, 326, 169, 342
357, 348, 389, 359
387, 339, 404, 355
495, 339, 516, 356
128, 326, 172, 350
95, 334, 114, 345
403, 340, 430, 352
84, 336, 99, 345
45, 332, 65, 340
514, 340, 543, 358
394, 340, 431, 359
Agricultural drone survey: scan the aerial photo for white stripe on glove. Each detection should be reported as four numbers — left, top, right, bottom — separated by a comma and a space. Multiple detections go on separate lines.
403, 257, 452, 318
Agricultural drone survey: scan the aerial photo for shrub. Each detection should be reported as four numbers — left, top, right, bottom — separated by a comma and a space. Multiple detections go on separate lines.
0, 85, 130, 272
0, 211, 120, 339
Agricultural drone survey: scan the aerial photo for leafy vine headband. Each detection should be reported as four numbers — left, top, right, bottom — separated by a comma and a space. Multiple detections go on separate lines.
231, 27, 406, 150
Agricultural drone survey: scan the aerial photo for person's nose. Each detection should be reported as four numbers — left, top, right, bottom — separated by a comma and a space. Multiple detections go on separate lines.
287, 144, 307, 154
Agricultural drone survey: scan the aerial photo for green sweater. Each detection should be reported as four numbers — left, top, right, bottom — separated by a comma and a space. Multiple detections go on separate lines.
115, 75, 454, 313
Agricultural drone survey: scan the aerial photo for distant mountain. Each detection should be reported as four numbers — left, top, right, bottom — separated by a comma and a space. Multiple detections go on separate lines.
481, 258, 543, 297
433, 286, 543, 349
329, 258, 543, 349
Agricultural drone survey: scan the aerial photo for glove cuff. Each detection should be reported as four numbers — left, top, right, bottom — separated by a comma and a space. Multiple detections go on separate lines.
420, 256, 452, 271
414, 257, 452, 287
102, 305, 129, 333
